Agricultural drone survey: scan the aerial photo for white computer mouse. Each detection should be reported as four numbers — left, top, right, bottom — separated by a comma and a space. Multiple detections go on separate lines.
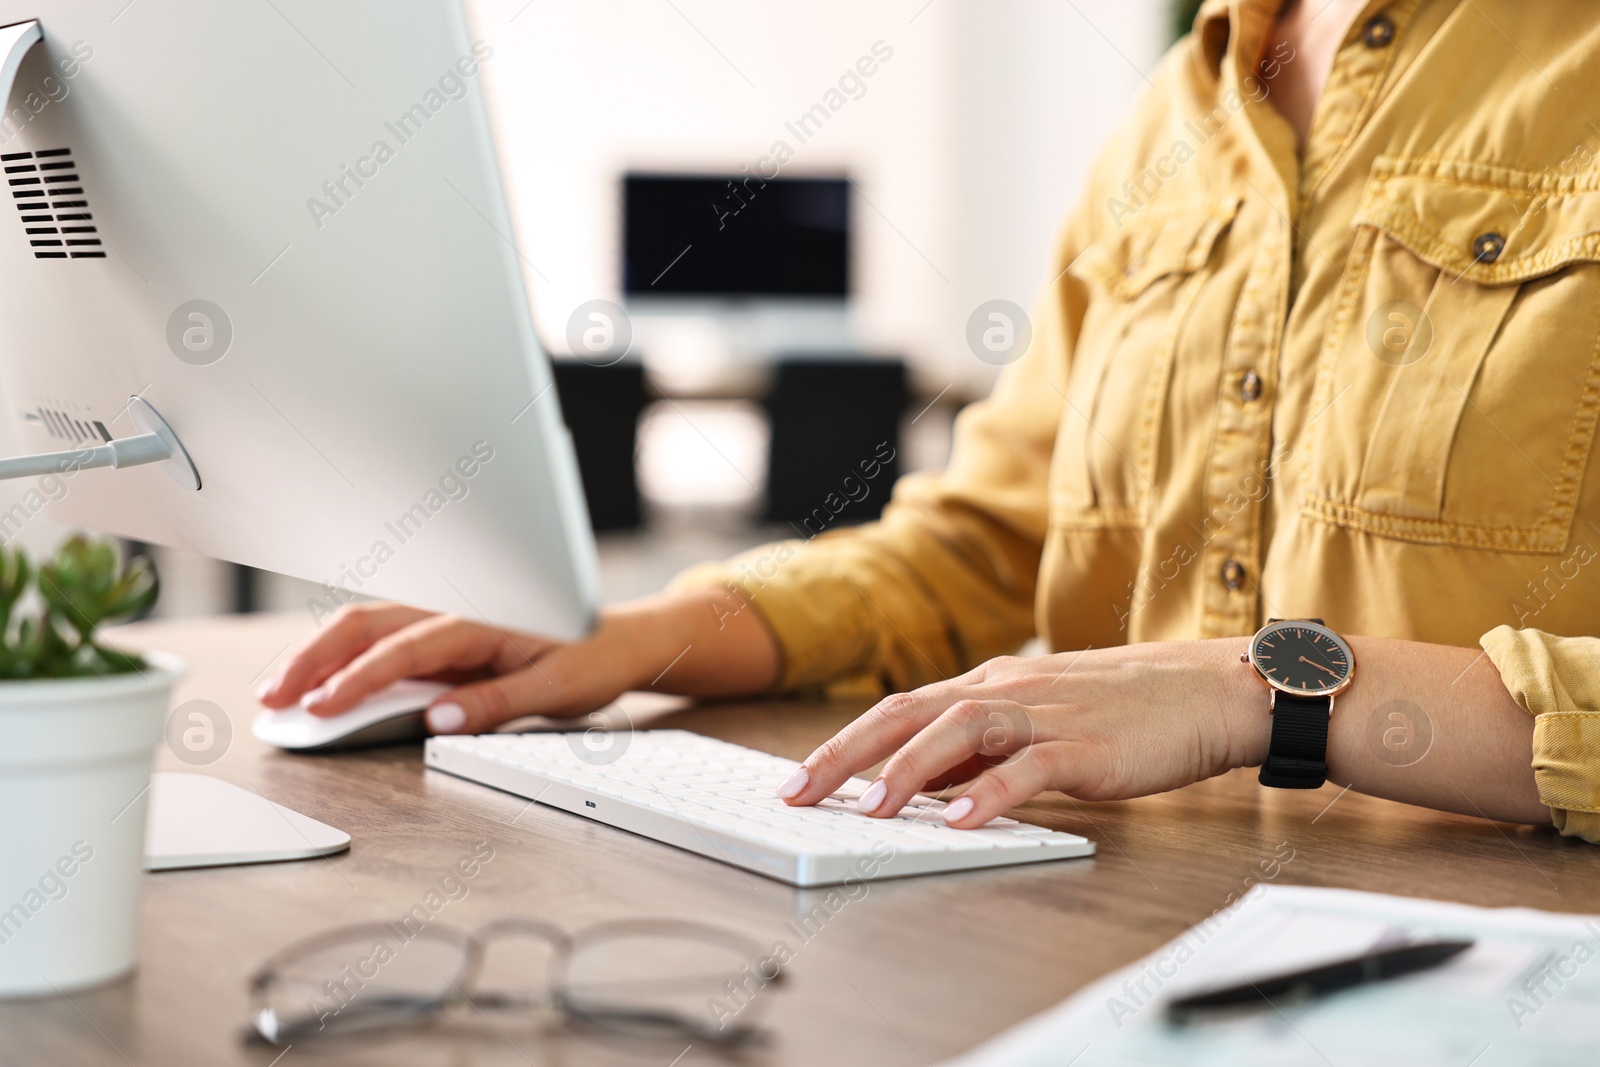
251, 679, 453, 752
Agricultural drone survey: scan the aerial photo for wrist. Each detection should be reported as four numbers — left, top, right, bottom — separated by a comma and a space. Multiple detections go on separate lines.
1218, 635, 1274, 771
599, 591, 703, 685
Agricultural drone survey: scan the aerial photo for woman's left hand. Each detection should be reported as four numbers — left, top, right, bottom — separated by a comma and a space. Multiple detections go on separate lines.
776, 639, 1267, 828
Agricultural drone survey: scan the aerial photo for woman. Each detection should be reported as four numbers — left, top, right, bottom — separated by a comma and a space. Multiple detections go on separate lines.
261, 0, 1600, 841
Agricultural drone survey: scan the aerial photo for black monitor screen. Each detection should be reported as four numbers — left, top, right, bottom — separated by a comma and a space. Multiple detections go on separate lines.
622, 173, 849, 298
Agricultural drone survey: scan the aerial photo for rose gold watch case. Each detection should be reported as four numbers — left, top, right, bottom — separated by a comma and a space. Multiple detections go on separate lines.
1245, 619, 1356, 700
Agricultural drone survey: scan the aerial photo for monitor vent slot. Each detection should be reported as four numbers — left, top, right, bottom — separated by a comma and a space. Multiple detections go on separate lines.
24, 406, 109, 444
5, 148, 104, 259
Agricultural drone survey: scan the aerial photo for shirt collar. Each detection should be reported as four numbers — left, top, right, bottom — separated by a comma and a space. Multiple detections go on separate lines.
1191, 0, 1288, 81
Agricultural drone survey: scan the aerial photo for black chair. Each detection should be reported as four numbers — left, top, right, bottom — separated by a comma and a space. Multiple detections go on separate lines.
762, 357, 908, 530
551, 360, 648, 532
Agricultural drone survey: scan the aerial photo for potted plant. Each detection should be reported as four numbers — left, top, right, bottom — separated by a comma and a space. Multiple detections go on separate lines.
0, 535, 177, 998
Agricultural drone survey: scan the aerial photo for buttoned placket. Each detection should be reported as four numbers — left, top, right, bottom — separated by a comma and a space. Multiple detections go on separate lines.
1197, 0, 1419, 636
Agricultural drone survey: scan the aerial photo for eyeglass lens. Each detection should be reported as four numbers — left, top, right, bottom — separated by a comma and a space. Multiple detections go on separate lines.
560, 926, 776, 1041
256, 928, 472, 1043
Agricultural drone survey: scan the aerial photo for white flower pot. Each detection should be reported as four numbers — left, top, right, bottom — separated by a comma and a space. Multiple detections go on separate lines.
0, 652, 183, 998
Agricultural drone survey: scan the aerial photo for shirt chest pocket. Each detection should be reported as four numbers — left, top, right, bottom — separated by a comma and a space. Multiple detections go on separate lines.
1304, 159, 1600, 552
1050, 198, 1238, 527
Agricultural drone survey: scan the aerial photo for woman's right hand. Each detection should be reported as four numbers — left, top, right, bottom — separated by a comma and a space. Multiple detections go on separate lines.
254, 588, 782, 735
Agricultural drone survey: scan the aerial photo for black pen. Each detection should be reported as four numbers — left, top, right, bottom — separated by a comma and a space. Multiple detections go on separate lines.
1165, 939, 1476, 1024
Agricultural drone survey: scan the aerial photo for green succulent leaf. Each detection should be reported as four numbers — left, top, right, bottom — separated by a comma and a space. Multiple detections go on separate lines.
0, 545, 28, 605
101, 558, 159, 622
0, 536, 160, 679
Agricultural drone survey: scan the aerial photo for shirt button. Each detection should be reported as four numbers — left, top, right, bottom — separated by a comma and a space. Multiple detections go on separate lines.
1362, 14, 1396, 48
1221, 558, 1247, 591
1472, 232, 1506, 263
1240, 369, 1263, 403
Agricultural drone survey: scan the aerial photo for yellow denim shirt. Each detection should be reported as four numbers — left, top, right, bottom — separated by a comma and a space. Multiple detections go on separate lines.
673, 0, 1600, 840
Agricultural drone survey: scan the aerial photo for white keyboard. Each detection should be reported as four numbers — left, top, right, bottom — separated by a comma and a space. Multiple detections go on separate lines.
425, 730, 1094, 886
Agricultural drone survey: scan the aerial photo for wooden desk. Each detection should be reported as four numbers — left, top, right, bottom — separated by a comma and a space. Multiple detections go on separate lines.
4, 613, 1596, 1066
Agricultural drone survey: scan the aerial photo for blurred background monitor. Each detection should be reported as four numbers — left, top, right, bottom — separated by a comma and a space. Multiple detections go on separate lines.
622, 173, 850, 299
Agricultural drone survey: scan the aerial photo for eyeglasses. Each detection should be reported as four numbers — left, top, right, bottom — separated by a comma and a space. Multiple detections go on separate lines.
246, 916, 783, 1049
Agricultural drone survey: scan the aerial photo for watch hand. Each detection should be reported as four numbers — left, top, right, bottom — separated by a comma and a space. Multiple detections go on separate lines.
1299, 656, 1341, 678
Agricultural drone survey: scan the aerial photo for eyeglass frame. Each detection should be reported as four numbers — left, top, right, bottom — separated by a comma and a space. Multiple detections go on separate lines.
246, 915, 783, 1049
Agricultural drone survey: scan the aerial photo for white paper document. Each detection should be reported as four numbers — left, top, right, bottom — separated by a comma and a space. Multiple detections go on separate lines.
943, 885, 1600, 1067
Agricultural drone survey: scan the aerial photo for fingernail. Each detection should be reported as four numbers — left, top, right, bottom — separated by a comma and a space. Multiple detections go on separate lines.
303, 685, 329, 709
255, 678, 277, 702
776, 766, 809, 799
427, 702, 467, 733
857, 778, 888, 815
943, 796, 976, 825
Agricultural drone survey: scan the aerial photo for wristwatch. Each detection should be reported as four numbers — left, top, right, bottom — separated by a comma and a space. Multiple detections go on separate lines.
1242, 618, 1355, 789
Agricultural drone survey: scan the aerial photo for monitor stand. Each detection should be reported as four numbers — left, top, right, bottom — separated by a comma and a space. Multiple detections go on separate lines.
144, 773, 350, 870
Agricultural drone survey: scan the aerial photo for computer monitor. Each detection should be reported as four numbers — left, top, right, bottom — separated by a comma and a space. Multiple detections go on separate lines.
622, 173, 850, 298
0, 2, 599, 638
621, 172, 855, 374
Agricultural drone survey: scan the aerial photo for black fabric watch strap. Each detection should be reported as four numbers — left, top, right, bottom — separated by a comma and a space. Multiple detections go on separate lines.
1258, 691, 1331, 789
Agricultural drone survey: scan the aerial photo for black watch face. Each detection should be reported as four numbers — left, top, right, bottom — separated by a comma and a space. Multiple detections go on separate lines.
1250, 621, 1354, 696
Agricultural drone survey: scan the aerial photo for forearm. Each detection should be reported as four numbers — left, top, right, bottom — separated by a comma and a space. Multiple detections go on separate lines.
1233, 635, 1547, 825
666, 512, 1043, 694
613, 586, 781, 698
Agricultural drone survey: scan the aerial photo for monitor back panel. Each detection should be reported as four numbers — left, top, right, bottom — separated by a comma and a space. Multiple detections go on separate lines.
0, 0, 599, 637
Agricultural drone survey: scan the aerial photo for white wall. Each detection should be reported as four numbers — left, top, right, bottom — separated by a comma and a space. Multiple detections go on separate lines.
941, 1, 1169, 388
469, 0, 1168, 393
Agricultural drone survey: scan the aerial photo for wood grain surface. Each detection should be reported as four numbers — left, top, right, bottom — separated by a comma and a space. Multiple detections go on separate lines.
1, 612, 1593, 1067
